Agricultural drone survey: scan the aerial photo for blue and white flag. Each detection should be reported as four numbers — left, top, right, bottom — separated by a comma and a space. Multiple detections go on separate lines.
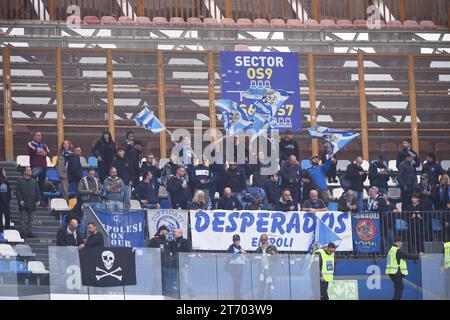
134, 107, 166, 133
215, 99, 253, 136
307, 126, 360, 155
243, 88, 291, 126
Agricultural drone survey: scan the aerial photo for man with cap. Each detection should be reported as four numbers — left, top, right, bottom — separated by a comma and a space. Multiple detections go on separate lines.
397, 153, 419, 210
226, 234, 247, 299
385, 237, 424, 300
314, 242, 336, 300
279, 129, 299, 164
306, 155, 337, 206
422, 152, 445, 187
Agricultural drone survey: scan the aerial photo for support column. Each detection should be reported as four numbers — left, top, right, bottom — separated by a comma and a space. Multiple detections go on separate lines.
407, 55, 419, 153
307, 53, 318, 156
2, 48, 13, 162
225, 0, 232, 18
55, 48, 64, 148
357, 53, 369, 161
49, 0, 56, 20
137, 0, 145, 16
157, 51, 167, 158
311, 0, 320, 22
106, 50, 116, 141
207, 51, 217, 141
399, 0, 406, 23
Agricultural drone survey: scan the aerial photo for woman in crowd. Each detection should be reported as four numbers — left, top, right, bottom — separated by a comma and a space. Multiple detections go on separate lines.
436, 174, 450, 210
187, 190, 208, 210
0, 168, 11, 234
56, 139, 73, 200
91, 131, 116, 183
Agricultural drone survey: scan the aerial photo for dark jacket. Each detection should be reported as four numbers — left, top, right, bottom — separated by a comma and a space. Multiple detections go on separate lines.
265, 180, 281, 205
227, 244, 243, 254
170, 236, 191, 254
277, 197, 296, 212
279, 162, 302, 188
404, 203, 425, 212
167, 175, 190, 208
338, 195, 359, 213
16, 177, 41, 209
0, 181, 12, 208
190, 164, 212, 190
217, 196, 242, 210
187, 201, 208, 210
367, 194, 387, 212
67, 155, 83, 184
368, 160, 390, 189
397, 160, 417, 189
346, 163, 367, 192
78, 176, 102, 202
91, 139, 116, 163
302, 198, 326, 210
111, 156, 134, 185
223, 167, 247, 193
132, 180, 158, 205
140, 162, 162, 179
123, 142, 142, 178
56, 226, 83, 246
85, 232, 104, 248
421, 161, 444, 186
162, 161, 178, 186
279, 138, 299, 162
250, 161, 271, 187
413, 183, 434, 210
148, 235, 169, 249
396, 148, 420, 170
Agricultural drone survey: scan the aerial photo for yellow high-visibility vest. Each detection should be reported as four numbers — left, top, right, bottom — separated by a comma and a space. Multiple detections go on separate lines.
317, 248, 335, 282
444, 242, 450, 269
386, 246, 408, 275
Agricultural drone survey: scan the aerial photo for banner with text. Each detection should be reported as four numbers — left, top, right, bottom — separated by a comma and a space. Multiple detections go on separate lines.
352, 213, 381, 253
220, 52, 301, 131
146, 209, 189, 241
190, 211, 353, 251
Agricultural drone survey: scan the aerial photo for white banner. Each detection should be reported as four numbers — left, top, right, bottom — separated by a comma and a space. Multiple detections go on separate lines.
147, 209, 189, 241
190, 210, 353, 251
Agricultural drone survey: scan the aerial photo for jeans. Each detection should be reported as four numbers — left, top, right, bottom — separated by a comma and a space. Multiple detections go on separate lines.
123, 185, 131, 209
106, 200, 124, 211
19, 207, 34, 237
354, 191, 364, 210
32, 167, 46, 195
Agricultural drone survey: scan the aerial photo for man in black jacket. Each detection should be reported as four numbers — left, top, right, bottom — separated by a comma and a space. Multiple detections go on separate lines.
368, 154, 390, 195
217, 187, 242, 210
167, 166, 190, 209
279, 130, 299, 163
123, 131, 142, 187
56, 217, 83, 247
111, 147, 135, 209
396, 140, 420, 170
265, 174, 281, 210
397, 153, 418, 210
79, 222, 104, 249
170, 228, 191, 254
67, 146, 83, 196
169, 228, 192, 295
140, 153, 161, 196
277, 188, 296, 212
422, 152, 445, 187
346, 156, 368, 210
279, 155, 302, 206
132, 171, 159, 209
223, 162, 247, 203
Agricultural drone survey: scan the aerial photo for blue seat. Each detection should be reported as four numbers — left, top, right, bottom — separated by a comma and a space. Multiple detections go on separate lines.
432, 219, 442, 232
9, 260, 30, 274
88, 157, 98, 168
160, 199, 170, 209
301, 160, 312, 170
328, 202, 338, 211
395, 219, 408, 231
43, 183, 62, 198
0, 260, 10, 273
68, 184, 76, 198
82, 170, 88, 177
46, 169, 59, 183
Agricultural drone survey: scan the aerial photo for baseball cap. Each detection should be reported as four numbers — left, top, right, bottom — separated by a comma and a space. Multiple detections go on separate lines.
232, 234, 240, 241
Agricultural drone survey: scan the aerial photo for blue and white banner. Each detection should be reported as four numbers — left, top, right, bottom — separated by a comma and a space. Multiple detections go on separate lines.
134, 107, 166, 133
307, 126, 360, 155
220, 52, 301, 131
215, 99, 253, 135
94, 209, 145, 248
352, 213, 381, 253
146, 209, 189, 241
190, 210, 353, 251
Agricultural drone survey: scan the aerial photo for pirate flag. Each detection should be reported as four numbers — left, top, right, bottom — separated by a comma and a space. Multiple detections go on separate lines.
79, 247, 137, 287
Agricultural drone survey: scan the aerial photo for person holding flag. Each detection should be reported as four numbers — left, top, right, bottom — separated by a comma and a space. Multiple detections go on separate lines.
314, 242, 336, 300
306, 155, 337, 206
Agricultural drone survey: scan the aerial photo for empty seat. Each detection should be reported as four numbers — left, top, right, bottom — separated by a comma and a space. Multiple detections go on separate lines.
441, 160, 450, 171
436, 143, 450, 153
361, 160, 370, 171
403, 20, 419, 29
301, 160, 311, 170
254, 18, 269, 28
130, 199, 142, 210
363, 189, 369, 199
46, 169, 59, 183
119, 16, 134, 25
388, 187, 401, 199
0, 244, 17, 257
387, 20, 402, 29
204, 18, 220, 27
337, 19, 353, 29
80, 156, 89, 168
368, 142, 380, 153
327, 176, 340, 187
46, 156, 53, 168
170, 17, 187, 26
84, 16, 100, 25
158, 186, 168, 198
320, 19, 336, 28
135, 16, 152, 25
271, 19, 286, 28
88, 156, 98, 168
237, 18, 253, 28
51, 155, 58, 167
153, 17, 169, 25
28, 261, 49, 274
16, 155, 30, 167
395, 219, 408, 230
50, 198, 71, 211
337, 160, 351, 172
234, 44, 250, 51
381, 143, 398, 152
328, 202, 338, 211
420, 20, 435, 30
304, 19, 320, 28
388, 160, 398, 172
354, 19, 368, 29
388, 177, 397, 187
286, 19, 304, 28
4, 230, 24, 243
187, 17, 203, 27
15, 244, 36, 257
101, 16, 118, 25
432, 219, 442, 232
221, 18, 236, 27
10, 260, 29, 274
332, 188, 344, 200
68, 198, 77, 209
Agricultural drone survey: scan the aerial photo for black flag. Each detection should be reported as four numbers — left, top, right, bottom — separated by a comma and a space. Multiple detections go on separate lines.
79, 247, 137, 287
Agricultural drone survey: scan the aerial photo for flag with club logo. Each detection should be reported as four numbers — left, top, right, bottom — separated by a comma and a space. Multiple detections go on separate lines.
215, 99, 253, 135
307, 126, 360, 155
79, 247, 136, 287
134, 107, 166, 133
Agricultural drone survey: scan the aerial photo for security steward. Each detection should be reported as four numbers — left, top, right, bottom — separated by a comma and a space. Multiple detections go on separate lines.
444, 241, 450, 298
315, 242, 336, 300
385, 236, 424, 300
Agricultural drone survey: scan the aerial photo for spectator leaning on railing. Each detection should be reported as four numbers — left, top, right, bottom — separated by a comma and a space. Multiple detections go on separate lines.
103, 167, 125, 211
217, 187, 242, 211
302, 190, 328, 213
277, 188, 296, 212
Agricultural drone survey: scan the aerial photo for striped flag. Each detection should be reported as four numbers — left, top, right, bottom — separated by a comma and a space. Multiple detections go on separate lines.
307, 126, 360, 155
134, 107, 166, 134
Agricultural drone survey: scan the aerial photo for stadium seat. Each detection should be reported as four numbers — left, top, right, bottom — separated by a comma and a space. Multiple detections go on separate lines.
51, 155, 58, 167
432, 219, 442, 232
159, 158, 170, 168
187, 17, 203, 27
84, 16, 100, 25
46, 156, 53, 168
420, 20, 435, 30
435, 143, 450, 153
337, 160, 351, 172
363, 189, 369, 199
88, 156, 98, 168
368, 142, 380, 153
0, 244, 18, 257
395, 219, 408, 230
221, 18, 236, 27
327, 176, 340, 187
332, 188, 344, 200
80, 156, 89, 168
304, 19, 320, 28
301, 160, 311, 170
320, 19, 336, 28
387, 20, 403, 29
403, 20, 419, 29
158, 186, 168, 198
419, 140, 432, 152
328, 202, 338, 211
381, 143, 398, 153
153, 17, 170, 25
395, 202, 402, 211
271, 19, 286, 28
46, 169, 59, 183
337, 19, 353, 29
204, 18, 220, 27
15, 244, 36, 258
100, 16, 118, 25
254, 19, 270, 28
4, 230, 24, 243
50, 198, 71, 212
354, 19, 368, 29
27, 261, 49, 274
388, 177, 397, 187
10, 260, 30, 274
68, 184, 76, 198
388, 187, 401, 199
118, 16, 134, 25
160, 199, 170, 209
130, 199, 142, 210
361, 160, 369, 171
388, 160, 398, 172
135, 16, 152, 25
170, 17, 187, 26
0, 260, 10, 273
68, 198, 77, 209
234, 44, 250, 51
441, 160, 450, 171
286, 19, 304, 28
237, 18, 253, 28
16, 155, 30, 167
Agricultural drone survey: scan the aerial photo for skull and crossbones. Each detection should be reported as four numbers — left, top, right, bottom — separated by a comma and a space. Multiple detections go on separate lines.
96, 251, 123, 281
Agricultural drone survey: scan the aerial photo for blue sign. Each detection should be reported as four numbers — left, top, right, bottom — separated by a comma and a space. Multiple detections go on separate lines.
95, 210, 145, 248
352, 213, 381, 253
220, 52, 301, 131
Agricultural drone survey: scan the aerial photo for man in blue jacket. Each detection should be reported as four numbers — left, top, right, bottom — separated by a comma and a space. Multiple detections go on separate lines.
306, 155, 336, 206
